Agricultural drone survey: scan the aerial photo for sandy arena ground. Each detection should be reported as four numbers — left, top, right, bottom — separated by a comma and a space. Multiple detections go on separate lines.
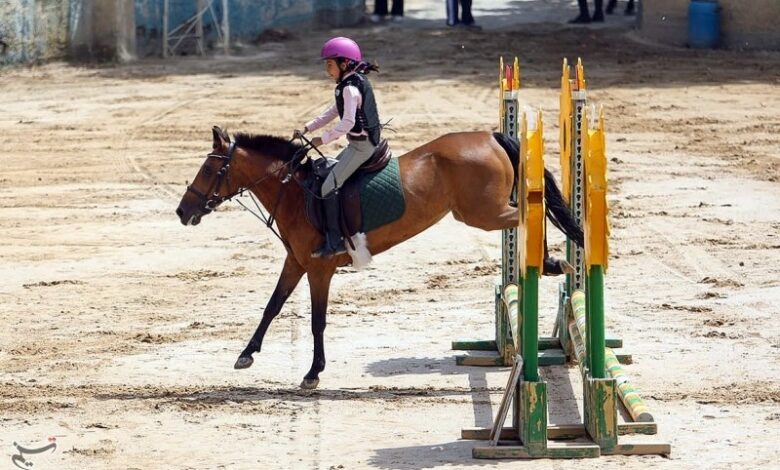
1, 1, 779, 468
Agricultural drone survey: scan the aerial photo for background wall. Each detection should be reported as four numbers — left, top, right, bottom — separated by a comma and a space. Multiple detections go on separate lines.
0, 0, 134, 65
1, 0, 364, 65
69, 0, 135, 61
0, 0, 70, 65
641, 0, 780, 50
134, 0, 365, 57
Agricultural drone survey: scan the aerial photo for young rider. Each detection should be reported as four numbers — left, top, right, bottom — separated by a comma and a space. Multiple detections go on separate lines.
294, 37, 382, 259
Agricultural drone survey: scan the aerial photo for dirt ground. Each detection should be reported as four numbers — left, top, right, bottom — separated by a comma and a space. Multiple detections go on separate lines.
1, 2, 780, 469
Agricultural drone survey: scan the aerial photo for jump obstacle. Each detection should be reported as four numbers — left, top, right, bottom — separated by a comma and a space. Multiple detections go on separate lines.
457, 58, 671, 458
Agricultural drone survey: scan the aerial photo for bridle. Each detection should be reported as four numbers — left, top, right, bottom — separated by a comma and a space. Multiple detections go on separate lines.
185, 142, 238, 214
184, 136, 324, 248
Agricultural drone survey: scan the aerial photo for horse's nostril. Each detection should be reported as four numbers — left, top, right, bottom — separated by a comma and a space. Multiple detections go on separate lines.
176, 207, 183, 218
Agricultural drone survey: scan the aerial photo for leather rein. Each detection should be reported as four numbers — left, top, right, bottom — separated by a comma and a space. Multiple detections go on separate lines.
184, 137, 322, 249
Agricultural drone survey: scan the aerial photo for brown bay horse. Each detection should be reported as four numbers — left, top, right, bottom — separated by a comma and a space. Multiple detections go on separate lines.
176, 127, 582, 389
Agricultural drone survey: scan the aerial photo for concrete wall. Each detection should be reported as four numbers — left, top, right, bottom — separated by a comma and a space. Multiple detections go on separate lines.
0, 0, 134, 65
2, 0, 362, 65
135, 0, 365, 57
641, 0, 780, 50
70, 0, 136, 61
0, 0, 70, 65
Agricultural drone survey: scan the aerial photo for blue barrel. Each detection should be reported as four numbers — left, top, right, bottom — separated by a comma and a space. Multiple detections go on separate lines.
688, 0, 721, 48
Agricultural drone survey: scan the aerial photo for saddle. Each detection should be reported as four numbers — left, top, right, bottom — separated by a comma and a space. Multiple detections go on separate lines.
303, 139, 395, 246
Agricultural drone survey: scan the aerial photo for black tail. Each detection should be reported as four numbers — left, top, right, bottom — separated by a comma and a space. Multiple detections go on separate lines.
492, 132, 584, 248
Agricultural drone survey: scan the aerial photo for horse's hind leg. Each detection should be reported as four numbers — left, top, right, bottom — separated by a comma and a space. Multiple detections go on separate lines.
234, 255, 305, 369
542, 238, 574, 276
453, 201, 519, 231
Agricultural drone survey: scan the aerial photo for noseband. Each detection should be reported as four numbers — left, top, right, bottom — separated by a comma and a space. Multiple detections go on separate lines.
186, 137, 318, 213
185, 142, 237, 214
184, 138, 318, 248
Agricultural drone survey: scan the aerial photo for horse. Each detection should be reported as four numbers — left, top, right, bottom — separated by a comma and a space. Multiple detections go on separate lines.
176, 127, 583, 389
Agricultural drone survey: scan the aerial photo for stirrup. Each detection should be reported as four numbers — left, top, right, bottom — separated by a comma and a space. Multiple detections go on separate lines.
311, 243, 347, 259
311, 235, 347, 259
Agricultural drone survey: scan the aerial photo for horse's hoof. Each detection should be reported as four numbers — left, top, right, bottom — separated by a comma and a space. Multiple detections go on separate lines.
559, 260, 575, 275
300, 378, 319, 390
234, 356, 254, 369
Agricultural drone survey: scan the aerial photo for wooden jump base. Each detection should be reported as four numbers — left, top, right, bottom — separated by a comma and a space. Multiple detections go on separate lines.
461, 58, 670, 459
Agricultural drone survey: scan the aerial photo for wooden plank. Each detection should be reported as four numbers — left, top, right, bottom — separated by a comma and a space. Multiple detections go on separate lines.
473, 441, 601, 459
455, 354, 506, 367
474, 445, 535, 459
616, 353, 633, 364
456, 351, 563, 367
539, 336, 561, 349
546, 441, 602, 458
584, 377, 618, 451
542, 335, 623, 350
452, 340, 497, 351
619, 422, 658, 435
461, 427, 516, 441
538, 348, 566, 366
488, 356, 523, 446
454, 338, 618, 354
518, 381, 548, 455
546, 422, 659, 439
548, 424, 587, 440
604, 442, 671, 456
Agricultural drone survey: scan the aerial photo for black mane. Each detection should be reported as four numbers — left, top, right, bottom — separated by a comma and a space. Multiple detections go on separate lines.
233, 133, 303, 162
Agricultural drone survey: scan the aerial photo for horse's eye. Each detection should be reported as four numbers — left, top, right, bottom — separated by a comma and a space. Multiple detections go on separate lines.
204, 167, 213, 177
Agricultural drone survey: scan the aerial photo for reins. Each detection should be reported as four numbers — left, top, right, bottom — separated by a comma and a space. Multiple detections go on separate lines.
185, 134, 328, 251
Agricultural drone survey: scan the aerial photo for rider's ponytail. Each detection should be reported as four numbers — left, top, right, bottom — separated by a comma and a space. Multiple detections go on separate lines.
355, 61, 380, 74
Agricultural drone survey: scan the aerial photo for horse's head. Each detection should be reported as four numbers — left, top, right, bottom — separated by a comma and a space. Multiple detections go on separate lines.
176, 126, 238, 226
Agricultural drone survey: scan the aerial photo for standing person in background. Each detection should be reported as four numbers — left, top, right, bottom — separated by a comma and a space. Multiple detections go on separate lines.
606, 0, 636, 15
570, 0, 602, 23
570, 0, 635, 23
446, 0, 476, 27
371, 0, 404, 23
570, 0, 604, 23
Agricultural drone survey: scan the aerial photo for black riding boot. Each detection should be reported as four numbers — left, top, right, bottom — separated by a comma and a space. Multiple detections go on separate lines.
569, 0, 591, 23
592, 0, 605, 21
312, 193, 347, 259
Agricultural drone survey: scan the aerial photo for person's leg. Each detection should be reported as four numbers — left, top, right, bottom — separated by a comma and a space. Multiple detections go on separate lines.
460, 0, 474, 25
446, 0, 459, 26
391, 0, 403, 17
606, 0, 617, 14
569, 0, 591, 23
592, 0, 605, 21
320, 140, 374, 198
315, 140, 376, 258
374, 0, 388, 15
625, 0, 636, 15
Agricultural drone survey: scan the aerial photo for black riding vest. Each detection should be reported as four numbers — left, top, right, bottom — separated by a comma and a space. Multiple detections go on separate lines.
335, 73, 381, 146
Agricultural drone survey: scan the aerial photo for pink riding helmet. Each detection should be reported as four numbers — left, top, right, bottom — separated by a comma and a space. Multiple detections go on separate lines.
320, 37, 362, 62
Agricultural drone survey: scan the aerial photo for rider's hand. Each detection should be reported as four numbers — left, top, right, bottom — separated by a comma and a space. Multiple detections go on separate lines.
310, 137, 323, 147
292, 128, 307, 139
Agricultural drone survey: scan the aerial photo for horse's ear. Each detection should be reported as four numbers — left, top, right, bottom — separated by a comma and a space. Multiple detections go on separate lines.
212, 126, 230, 150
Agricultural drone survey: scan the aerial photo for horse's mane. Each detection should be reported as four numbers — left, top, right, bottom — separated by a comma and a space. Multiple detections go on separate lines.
233, 133, 302, 162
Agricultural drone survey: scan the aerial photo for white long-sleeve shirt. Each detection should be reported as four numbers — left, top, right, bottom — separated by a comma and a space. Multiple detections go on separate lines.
304, 74, 366, 145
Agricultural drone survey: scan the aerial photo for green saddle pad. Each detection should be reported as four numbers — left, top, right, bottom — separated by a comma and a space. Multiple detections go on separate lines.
359, 157, 405, 233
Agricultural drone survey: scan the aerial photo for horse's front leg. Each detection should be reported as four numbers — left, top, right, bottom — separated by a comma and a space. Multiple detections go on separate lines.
300, 269, 334, 389
234, 255, 305, 369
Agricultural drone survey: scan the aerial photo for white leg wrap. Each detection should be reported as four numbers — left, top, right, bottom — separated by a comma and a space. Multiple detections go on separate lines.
346, 232, 373, 270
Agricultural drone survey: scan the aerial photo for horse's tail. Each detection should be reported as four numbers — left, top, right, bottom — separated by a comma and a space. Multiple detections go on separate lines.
544, 169, 583, 248
492, 132, 520, 184
492, 132, 584, 248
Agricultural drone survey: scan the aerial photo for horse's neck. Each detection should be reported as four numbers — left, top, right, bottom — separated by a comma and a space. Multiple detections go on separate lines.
238, 150, 303, 231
